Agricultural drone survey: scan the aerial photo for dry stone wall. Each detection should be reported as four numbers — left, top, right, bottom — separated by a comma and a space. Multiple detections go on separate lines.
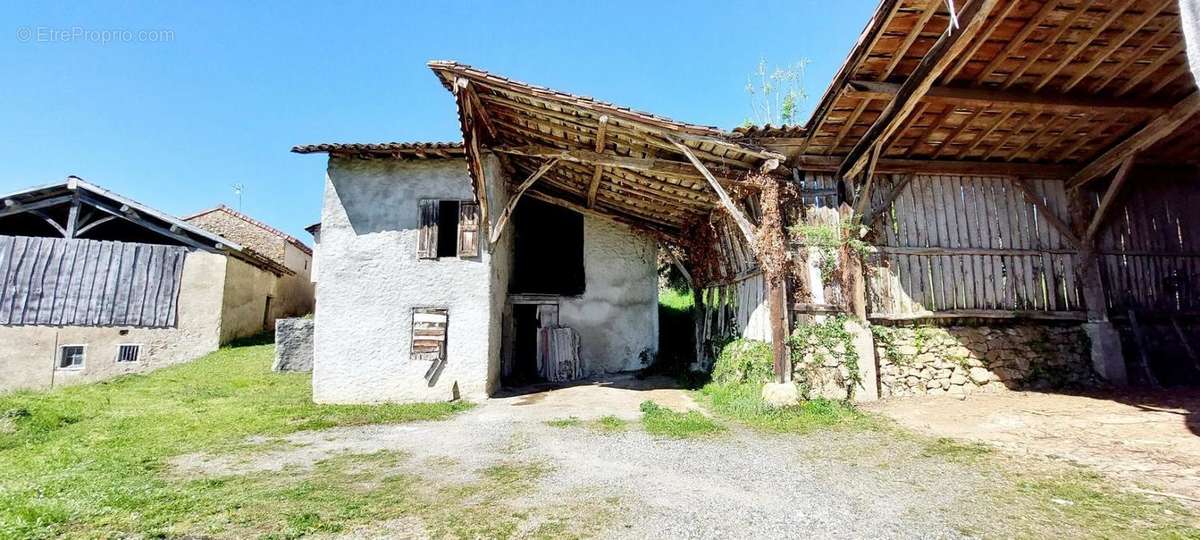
873, 323, 1098, 398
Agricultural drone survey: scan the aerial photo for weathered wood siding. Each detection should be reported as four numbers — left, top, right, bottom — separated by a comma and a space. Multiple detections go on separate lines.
1094, 176, 1200, 314
865, 175, 1081, 318
0, 235, 188, 327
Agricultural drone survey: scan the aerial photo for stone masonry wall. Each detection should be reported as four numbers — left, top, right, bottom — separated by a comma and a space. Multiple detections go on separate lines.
874, 323, 1097, 398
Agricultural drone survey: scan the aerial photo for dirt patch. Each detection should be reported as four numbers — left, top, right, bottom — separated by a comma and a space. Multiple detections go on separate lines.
867, 389, 1200, 505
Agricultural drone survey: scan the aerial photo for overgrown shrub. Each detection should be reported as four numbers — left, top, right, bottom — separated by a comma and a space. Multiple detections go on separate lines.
710, 339, 774, 385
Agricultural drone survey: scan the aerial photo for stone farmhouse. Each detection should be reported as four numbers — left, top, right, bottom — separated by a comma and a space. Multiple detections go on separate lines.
298, 0, 1200, 404
185, 204, 316, 334
0, 178, 313, 392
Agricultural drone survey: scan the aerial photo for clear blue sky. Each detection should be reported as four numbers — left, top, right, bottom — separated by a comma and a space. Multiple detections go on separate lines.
2, 1, 876, 240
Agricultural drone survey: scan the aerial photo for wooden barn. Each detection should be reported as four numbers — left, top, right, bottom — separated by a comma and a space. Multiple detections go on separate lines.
727, 0, 1200, 397
0, 177, 311, 392
298, 0, 1199, 404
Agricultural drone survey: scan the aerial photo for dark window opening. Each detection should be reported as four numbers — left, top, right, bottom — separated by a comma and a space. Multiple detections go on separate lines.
59, 345, 85, 369
510, 198, 584, 295
436, 200, 460, 258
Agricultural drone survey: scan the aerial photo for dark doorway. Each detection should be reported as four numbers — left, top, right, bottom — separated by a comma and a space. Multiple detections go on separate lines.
510, 198, 584, 295
506, 304, 544, 387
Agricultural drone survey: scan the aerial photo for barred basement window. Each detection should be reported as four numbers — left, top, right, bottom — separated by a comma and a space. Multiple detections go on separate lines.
59, 345, 85, 369
411, 308, 448, 362
116, 344, 141, 363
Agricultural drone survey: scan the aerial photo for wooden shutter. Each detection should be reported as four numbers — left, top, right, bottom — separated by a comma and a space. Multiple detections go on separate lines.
416, 200, 439, 259
457, 202, 480, 258
411, 308, 448, 361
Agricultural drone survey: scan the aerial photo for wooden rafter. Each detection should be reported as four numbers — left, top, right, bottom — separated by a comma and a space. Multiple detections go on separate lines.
838, 0, 1001, 180
491, 144, 738, 185
1061, 0, 1173, 92
1031, 2, 1131, 92
586, 115, 609, 208
793, 154, 1077, 178
1069, 92, 1200, 188
77, 193, 221, 252
959, 109, 1016, 158
940, 0, 1022, 83
1000, 2, 1090, 89
801, 0, 904, 153
1089, 23, 1178, 93
931, 106, 987, 159
846, 80, 1170, 114
881, 3, 942, 80
1116, 41, 1186, 96
974, 0, 1061, 84
669, 137, 757, 246
0, 195, 73, 219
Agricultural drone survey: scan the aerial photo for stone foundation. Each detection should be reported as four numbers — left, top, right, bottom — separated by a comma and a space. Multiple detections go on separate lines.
874, 323, 1098, 398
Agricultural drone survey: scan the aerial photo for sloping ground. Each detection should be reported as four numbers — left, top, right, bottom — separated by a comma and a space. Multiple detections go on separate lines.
868, 390, 1200, 505
1, 341, 1197, 538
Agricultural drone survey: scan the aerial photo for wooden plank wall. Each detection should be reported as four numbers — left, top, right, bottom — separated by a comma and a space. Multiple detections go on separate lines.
1094, 175, 1200, 314
865, 175, 1082, 318
0, 235, 188, 328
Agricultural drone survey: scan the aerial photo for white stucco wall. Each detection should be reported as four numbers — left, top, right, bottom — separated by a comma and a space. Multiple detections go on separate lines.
312, 155, 505, 403
559, 216, 660, 374
0, 250, 227, 393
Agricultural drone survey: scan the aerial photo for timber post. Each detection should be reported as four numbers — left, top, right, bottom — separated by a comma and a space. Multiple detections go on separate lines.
1069, 172, 1129, 386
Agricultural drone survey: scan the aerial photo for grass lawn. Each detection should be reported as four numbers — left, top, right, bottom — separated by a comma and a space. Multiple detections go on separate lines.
0, 338, 472, 539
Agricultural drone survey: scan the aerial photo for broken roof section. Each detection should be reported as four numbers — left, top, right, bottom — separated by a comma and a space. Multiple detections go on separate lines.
747, 0, 1199, 187
427, 60, 785, 239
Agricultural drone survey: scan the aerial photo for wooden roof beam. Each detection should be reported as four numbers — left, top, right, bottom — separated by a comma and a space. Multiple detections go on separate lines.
492, 144, 739, 184
1060, 0, 1173, 93
794, 155, 1076, 178
1068, 92, 1200, 188
846, 80, 1169, 114
838, 0, 1001, 180
668, 137, 758, 247
586, 115, 609, 208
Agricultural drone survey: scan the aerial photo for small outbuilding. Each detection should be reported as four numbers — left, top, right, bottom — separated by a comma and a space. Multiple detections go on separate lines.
0, 177, 313, 392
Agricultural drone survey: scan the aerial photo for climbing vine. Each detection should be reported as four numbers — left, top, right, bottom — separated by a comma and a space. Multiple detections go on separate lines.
788, 315, 862, 398
788, 222, 870, 285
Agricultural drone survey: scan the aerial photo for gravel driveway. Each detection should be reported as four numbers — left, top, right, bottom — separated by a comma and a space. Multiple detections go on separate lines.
176, 386, 999, 539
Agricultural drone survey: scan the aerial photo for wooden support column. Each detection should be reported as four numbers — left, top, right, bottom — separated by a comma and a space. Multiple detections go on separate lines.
769, 277, 789, 383
1069, 166, 1129, 385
